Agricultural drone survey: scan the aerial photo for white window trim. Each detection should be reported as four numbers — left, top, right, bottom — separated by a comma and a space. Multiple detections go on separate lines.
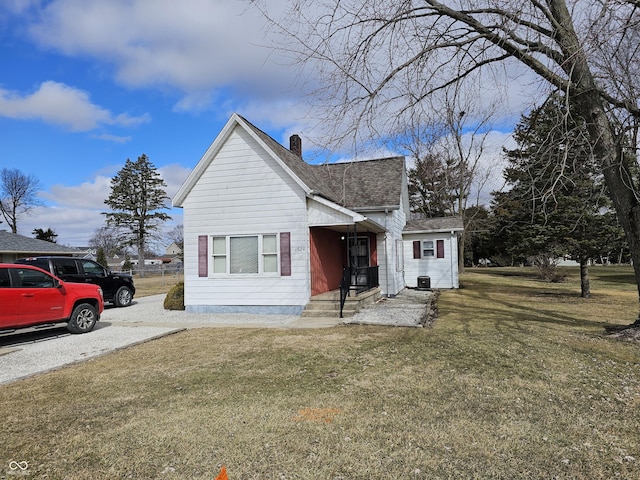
210, 234, 280, 276
422, 240, 435, 258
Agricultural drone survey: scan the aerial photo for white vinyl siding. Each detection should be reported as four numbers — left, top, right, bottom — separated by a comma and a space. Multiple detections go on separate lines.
181, 125, 310, 312
403, 232, 459, 289
368, 205, 407, 297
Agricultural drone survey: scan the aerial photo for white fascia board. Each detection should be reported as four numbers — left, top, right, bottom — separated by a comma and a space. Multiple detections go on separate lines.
403, 227, 464, 235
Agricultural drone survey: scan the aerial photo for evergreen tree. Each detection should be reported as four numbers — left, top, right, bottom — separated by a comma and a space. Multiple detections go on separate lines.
103, 154, 171, 276
32, 227, 57, 243
96, 247, 108, 268
492, 93, 624, 296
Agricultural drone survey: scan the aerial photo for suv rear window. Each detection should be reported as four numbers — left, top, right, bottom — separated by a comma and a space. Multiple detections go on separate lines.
54, 258, 79, 276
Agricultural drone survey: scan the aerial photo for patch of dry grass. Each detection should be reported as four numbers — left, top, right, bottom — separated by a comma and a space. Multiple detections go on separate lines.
133, 273, 183, 297
1, 267, 639, 479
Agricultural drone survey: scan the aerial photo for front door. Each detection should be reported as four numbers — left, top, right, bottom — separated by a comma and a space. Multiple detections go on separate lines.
348, 236, 370, 286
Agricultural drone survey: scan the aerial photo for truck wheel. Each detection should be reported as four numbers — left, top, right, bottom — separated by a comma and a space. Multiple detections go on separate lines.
114, 286, 133, 307
67, 303, 97, 334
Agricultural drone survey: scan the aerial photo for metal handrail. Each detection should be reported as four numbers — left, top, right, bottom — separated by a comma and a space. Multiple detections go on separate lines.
339, 267, 350, 318
339, 266, 379, 318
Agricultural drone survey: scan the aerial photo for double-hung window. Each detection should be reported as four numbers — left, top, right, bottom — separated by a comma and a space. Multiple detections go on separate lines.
413, 239, 445, 259
422, 240, 435, 257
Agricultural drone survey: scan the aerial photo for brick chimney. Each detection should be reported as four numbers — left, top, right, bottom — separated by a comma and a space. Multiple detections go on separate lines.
289, 134, 302, 157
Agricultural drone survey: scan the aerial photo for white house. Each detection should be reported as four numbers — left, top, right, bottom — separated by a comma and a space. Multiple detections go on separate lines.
173, 114, 462, 315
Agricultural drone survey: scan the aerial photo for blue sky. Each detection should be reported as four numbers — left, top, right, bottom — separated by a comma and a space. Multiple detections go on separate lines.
0, 0, 520, 249
0, 0, 312, 247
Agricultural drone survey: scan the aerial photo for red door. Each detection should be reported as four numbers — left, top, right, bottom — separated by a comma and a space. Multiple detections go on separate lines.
13, 267, 66, 326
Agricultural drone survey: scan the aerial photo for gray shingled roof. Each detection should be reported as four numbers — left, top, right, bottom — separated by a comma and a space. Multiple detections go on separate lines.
0, 230, 80, 255
239, 115, 340, 203
313, 158, 405, 210
238, 115, 405, 211
404, 217, 464, 233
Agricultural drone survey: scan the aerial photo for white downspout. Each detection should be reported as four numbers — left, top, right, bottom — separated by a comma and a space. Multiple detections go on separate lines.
450, 231, 455, 288
384, 208, 390, 297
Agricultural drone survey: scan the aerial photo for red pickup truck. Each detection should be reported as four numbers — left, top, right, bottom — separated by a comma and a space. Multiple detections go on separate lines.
0, 263, 104, 335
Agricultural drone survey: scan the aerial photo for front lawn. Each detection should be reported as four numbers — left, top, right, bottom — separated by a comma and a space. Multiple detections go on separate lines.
1, 267, 639, 479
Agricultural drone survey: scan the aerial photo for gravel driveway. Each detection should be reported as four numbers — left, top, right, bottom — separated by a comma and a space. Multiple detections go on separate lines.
0, 288, 433, 385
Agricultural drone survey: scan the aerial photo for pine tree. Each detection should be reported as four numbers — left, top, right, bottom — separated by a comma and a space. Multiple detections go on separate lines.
32, 227, 57, 243
96, 247, 108, 268
103, 155, 171, 276
492, 93, 624, 296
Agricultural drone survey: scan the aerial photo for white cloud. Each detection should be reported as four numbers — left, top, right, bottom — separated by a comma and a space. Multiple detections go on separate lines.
91, 133, 132, 143
159, 163, 192, 200
19, 205, 105, 247
40, 176, 112, 209
27, 0, 294, 111
0, 81, 150, 131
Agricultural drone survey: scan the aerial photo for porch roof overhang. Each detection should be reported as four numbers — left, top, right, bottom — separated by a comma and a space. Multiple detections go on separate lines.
307, 195, 386, 233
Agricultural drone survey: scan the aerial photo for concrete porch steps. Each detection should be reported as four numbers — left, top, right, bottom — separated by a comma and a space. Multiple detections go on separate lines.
301, 287, 382, 318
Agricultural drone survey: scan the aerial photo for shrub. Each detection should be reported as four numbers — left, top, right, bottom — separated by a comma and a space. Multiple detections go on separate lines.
530, 254, 567, 283
164, 282, 185, 310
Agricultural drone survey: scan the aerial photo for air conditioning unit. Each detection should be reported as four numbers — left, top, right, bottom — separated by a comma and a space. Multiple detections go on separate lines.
417, 276, 430, 290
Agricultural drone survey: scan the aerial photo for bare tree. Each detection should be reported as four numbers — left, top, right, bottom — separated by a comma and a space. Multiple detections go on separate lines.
406, 84, 496, 272
164, 224, 184, 261
89, 225, 127, 258
0, 168, 43, 234
261, 0, 640, 323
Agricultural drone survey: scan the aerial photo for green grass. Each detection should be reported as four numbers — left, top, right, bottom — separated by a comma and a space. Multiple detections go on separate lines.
1, 266, 639, 479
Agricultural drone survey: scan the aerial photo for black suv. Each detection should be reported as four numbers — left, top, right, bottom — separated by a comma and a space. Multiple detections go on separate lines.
15, 256, 135, 307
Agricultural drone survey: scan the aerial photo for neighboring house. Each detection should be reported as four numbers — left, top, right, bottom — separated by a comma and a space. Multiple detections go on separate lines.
0, 230, 81, 263
165, 242, 182, 256
173, 113, 462, 314
159, 242, 183, 264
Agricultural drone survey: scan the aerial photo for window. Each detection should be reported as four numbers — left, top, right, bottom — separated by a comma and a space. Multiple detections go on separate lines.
15, 268, 55, 288
413, 239, 445, 259
422, 240, 435, 257
80, 259, 105, 276
212, 236, 227, 274
262, 234, 278, 273
209, 234, 281, 275
55, 258, 79, 275
230, 236, 259, 273
0, 268, 10, 288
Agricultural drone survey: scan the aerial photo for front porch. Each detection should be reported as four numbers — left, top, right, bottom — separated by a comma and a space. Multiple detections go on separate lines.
300, 286, 382, 318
